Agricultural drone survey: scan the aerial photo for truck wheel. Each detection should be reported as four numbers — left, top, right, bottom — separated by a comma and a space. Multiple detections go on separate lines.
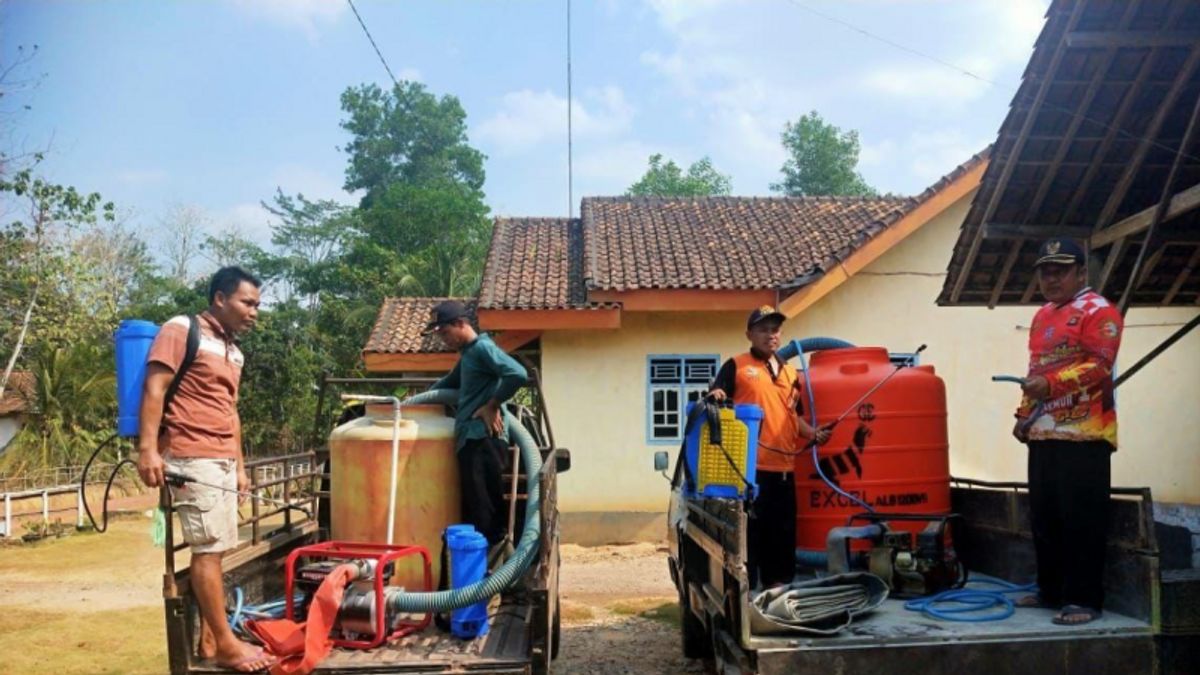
680, 585, 712, 659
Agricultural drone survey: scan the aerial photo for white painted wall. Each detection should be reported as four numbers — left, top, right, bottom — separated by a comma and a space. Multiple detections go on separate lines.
543, 191, 1200, 518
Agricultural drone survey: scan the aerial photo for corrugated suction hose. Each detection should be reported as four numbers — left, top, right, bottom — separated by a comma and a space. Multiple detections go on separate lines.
380, 388, 543, 613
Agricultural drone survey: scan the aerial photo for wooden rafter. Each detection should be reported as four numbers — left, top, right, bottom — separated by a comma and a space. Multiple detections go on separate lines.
948, 1, 1087, 303
1163, 245, 1200, 304
1118, 86, 1200, 314
1094, 47, 1200, 232
988, 239, 1025, 308
1027, 1, 1141, 223
1090, 182, 1200, 248
1062, 49, 1159, 224
1096, 238, 1128, 294
1021, 273, 1041, 303
1066, 30, 1200, 49
983, 224, 1094, 240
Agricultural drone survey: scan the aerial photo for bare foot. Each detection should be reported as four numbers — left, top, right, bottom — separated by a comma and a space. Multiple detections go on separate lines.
215, 640, 275, 673
198, 620, 218, 659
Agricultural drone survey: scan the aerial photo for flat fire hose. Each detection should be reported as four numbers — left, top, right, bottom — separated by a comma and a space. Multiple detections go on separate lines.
748, 572, 889, 636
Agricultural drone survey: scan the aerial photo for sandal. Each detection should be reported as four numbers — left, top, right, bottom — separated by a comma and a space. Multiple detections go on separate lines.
1051, 604, 1101, 625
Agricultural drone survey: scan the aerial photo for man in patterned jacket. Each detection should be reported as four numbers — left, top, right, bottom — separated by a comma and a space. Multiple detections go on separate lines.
1013, 238, 1122, 626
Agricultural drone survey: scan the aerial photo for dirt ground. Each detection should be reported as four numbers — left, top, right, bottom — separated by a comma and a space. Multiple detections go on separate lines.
0, 515, 700, 674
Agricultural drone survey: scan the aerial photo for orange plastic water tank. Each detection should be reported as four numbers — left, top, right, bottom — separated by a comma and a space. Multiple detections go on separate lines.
329, 403, 460, 589
793, 347, 950, 552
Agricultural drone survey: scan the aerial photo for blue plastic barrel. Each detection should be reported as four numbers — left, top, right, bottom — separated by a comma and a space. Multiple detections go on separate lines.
114, 320, 160, 438
447, 525, 490, 639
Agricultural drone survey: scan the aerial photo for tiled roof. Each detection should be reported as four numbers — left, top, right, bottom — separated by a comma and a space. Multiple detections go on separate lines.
0, 371, 33, 415
580, 195, 911, 290
363, 297, 476, 355
478, 217, 601, 310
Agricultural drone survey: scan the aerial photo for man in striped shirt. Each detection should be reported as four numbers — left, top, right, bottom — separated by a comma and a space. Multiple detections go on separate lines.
136, 267, 270, 672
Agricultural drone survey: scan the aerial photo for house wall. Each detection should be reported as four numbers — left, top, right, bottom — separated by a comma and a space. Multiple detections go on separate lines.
542, 190, 1200, 544
0, 415, 22, 454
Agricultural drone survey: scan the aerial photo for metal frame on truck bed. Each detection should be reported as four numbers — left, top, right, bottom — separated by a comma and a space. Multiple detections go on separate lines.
667, 476, 1196, 674
162, 361, 568, 674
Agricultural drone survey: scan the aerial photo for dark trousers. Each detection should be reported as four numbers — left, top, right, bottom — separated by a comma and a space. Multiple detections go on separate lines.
748, 470, 797, 589
1028, 439, 1111, 610
459, 436, 509, 546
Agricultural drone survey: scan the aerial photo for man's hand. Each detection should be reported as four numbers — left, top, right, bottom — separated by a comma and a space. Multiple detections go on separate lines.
137, 446, 164, 488
707, 388, 727, 403
1021, 375, 1050, 401
237, 469, 251, 504
1012, 419, 1030, 444
813, 423, 835, 446
473, 401, 504, 436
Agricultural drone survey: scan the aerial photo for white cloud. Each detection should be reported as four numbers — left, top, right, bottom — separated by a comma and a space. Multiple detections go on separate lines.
227, 0, 346, 40
475, 86, 634, 154
905, 129, 988, 184
574, 140, 664, 187
396, 67, 422, 83
269, 164, 351, 203
114, 168, 168, 187
218, 202, 277, 245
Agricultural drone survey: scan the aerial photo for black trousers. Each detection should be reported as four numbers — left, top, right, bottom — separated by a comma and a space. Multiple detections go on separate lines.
458, 436, 510, 546
748, 470, 797, 589
1028, 439, 1112, 610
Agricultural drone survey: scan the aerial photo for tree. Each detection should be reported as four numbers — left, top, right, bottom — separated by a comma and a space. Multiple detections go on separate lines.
334, 80, 492, 301
340, 82, 486, 206
0, 164, 114, 398
158, 203, 209, 283
626, 154, 732, 197
771, 111, 876, 197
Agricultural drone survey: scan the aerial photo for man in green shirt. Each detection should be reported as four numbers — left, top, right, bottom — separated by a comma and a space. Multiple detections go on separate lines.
426, 301, 528, 545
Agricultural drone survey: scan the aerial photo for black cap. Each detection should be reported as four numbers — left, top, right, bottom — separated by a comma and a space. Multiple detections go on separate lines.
747, 305, 786, 329
1034, 238, 1086, 268
422, 300, 470, 335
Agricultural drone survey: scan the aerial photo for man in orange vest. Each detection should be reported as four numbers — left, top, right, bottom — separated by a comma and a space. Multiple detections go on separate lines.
709, 306, 832, 589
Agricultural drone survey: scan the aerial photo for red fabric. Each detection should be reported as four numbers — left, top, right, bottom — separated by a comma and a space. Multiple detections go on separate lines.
1017, 288, 1123, 448
247, 563, 359, 675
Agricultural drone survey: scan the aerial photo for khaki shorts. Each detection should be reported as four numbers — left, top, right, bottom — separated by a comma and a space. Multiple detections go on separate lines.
165, 457, 239, 554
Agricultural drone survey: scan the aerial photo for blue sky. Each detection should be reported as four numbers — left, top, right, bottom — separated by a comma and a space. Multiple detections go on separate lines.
3, 0, 1048, 249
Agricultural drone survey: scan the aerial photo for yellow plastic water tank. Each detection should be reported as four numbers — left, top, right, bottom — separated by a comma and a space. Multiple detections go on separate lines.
329, 403, 460, 590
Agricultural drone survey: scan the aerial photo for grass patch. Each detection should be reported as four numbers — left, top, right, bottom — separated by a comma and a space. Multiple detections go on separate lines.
607, 596, 681, 627
559, 601, 596, 623
0, 518, 162, 583
0, 605, 167, 674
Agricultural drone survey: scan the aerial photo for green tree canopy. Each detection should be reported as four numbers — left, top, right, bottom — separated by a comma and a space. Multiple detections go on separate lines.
626, 154, 732, 197
771, 111, 876, 197
340, 82, 486, 206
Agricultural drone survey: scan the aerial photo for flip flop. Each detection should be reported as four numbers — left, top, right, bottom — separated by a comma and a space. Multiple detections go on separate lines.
216, 647, 277, 673
1051, 604, 1101, 625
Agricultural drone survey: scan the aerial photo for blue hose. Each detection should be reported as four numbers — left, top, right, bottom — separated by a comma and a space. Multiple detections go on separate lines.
782, 338, 875, 514
903, 579, 1037, 622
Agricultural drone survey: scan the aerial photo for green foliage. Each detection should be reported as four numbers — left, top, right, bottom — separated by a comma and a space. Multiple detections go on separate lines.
771, 111, 876, 197
0, 343, 117, 476
340, 82, 486, 204
626, 154, 732, 197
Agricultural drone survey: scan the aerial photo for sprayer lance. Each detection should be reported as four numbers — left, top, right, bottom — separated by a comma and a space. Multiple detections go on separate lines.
827, 344, 927, 427
163, 471, 313, 518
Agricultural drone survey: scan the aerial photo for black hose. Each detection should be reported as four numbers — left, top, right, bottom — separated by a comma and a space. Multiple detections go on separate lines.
79, 432, 131, 533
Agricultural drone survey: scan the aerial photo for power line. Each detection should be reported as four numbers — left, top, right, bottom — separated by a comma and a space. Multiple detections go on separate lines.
347, 0, 399, 87
783, 0, 1200, 165
567, 0, 575, 218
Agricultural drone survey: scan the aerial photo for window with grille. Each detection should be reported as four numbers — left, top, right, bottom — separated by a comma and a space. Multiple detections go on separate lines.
647, 354, 720, 443
889, 352, 921, 367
